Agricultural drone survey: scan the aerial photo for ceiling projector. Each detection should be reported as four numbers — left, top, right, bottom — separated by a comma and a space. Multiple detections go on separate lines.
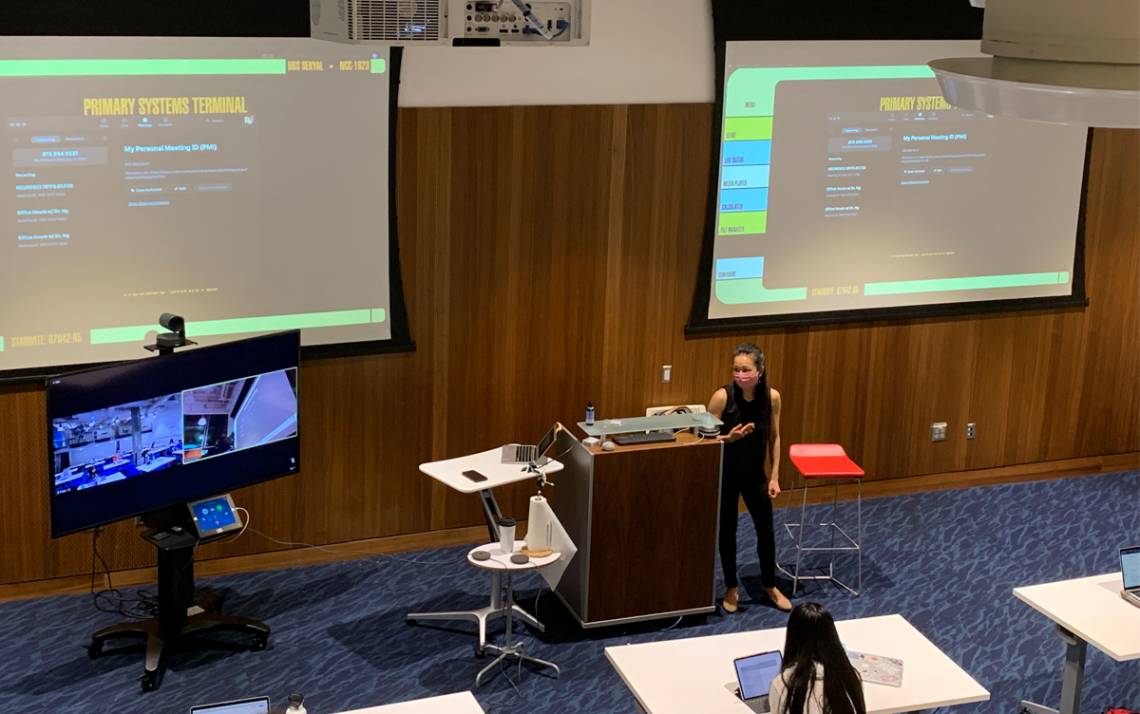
930, 0, 1139, 127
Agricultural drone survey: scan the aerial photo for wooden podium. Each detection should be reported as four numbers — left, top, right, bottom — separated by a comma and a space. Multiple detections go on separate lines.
549, 426, 723, 627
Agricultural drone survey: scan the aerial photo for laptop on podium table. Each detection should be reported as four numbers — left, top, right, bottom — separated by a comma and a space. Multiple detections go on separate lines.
501, 424, 557, 464
1122, 545, 1140, 608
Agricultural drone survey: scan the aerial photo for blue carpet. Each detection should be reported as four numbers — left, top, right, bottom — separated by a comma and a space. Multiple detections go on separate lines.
0, 472, 1137, 714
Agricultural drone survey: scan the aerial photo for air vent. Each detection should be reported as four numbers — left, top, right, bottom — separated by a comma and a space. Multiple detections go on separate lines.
350, 0, 442, 41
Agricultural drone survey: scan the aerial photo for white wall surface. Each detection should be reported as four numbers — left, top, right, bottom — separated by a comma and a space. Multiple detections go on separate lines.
399, 0, 716, 106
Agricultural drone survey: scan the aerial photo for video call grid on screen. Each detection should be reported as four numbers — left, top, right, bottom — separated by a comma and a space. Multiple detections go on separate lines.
0, 37, 394, 374
707, 41, 1087, 323
52, 366, 298, 495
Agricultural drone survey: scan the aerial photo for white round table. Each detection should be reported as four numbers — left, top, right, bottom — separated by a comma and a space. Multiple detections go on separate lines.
467, 541, 562, 687
467, 540, 561, 570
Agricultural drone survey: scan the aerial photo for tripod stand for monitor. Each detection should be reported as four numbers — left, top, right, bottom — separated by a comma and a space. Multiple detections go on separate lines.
86, 509, 270, 692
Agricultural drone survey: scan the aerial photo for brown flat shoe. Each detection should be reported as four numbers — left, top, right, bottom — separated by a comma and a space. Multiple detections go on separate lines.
722, 588, 740, 614
767, 587, 792, 612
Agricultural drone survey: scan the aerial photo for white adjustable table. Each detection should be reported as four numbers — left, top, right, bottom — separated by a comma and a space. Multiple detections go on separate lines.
405, 448, 563, 654
604, 614, 988, 713
333, 691, 484, 713
1014, 572, 1140, 714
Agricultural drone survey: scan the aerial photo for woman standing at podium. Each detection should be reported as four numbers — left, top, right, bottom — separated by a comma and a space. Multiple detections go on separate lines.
708, 342, 792, 613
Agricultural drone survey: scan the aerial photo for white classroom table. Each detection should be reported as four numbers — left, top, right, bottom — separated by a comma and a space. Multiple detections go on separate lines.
418, 447, 563, 496
604, 614, 989, 713
1015, 572, 1140, 714
334, 691, 484, 713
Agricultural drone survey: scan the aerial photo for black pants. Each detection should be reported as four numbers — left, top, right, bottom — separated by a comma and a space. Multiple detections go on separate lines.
719, 467, 777, 589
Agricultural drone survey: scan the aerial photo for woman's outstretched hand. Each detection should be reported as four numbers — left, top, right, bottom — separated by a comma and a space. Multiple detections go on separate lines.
722, 422, 755, 443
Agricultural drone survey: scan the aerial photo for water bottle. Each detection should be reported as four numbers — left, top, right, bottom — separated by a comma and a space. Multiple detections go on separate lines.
585, 401, 596, 426
498, 517, 517, 554
285, 693, 307, 714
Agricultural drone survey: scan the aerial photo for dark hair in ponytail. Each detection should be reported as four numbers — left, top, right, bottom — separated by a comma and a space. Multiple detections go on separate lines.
731, 342, 772, 465
779, 603, 866, 714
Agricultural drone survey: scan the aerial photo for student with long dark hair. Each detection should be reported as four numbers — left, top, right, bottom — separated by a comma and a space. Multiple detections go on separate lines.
707, 342, 791, 613
770, 603, 866, 714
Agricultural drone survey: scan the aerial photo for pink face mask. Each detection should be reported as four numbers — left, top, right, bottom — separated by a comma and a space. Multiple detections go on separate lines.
733, 371, 759, 389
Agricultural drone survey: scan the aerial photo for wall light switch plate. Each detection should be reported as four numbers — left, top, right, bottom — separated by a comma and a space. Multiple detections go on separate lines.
661, 365, 672, 383
931, 421, 948, 442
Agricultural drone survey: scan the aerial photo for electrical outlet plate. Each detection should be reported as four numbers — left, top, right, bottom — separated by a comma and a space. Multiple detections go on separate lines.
966, 422, 976, 440
931, 421, 948, 442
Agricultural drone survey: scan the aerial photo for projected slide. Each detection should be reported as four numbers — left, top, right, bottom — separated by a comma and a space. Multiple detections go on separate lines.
705, 41, 1087, 324
52, 393, 182, 494
0, 38, 396, 373
182, 368, 298, 463
52, 367, 297, 494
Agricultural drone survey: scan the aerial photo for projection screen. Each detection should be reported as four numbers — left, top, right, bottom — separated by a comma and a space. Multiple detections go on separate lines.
0, 37, 409, 377
690, 41, 1089, 333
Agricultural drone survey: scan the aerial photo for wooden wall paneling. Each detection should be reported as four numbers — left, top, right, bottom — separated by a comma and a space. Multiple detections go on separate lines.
901, 321, 977, 476
396, 107, 454, 533
435, 106, 527, 531
1000, 314, 1060, 464
440, 105, 614, 527
1043, 310, 1094, 461
998, 310, 1100, 465
306, 352, 431, 543
0, 385, 49, 582
782, 326, 874, 475
599, 104, 630, 418
1074, 129, 1140, 456
602, 104, 716, 417
857, 321, 916, 479
500, 105, 614, 520
964, 314, 1018, 470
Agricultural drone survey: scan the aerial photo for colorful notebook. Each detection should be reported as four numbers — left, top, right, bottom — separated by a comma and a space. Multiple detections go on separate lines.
847, 650, 903, 687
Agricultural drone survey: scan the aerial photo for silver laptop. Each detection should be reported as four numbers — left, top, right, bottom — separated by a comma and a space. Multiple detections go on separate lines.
1122, 545, 1140, 608
190, 697, 270, 714
726, 650, 782, 713
501, 425, 557, 464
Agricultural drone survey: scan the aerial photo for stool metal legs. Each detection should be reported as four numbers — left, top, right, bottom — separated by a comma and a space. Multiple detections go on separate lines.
406, 570, 545, 654
406, 488, 542, 653
778, 478, 862, 596
475, 572, 561, 687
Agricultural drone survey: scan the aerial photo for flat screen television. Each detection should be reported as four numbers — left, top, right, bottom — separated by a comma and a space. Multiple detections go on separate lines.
47, 330, 300, 537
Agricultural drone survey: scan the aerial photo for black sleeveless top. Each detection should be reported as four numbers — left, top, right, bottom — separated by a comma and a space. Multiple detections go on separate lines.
719, 382, 772, 476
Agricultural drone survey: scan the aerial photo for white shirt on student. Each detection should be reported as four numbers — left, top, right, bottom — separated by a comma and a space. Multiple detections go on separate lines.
768, 663, 826, 714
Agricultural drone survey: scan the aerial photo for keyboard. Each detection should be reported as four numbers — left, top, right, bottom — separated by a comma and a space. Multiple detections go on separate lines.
612, 432, 677, 446
1124, 589, 1140, 609
501, 444, 538, 463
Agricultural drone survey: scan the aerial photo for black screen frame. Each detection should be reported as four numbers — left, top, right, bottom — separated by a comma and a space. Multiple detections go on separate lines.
46, 330, 301, 537
687, 2, 1090, 336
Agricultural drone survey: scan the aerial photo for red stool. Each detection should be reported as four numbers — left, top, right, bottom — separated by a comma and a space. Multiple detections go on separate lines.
779, 444, 864, 596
